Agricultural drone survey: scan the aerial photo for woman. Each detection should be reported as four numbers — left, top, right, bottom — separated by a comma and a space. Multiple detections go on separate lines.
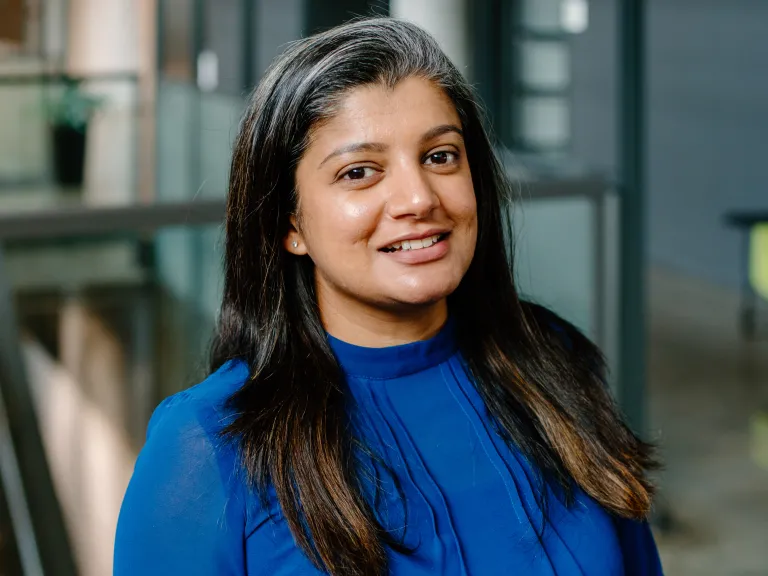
115, 17, 662, 576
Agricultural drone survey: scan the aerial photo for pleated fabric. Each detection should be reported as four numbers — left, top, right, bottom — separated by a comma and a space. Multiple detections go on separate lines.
115, 320, 663, 575
330, 321, 626, 576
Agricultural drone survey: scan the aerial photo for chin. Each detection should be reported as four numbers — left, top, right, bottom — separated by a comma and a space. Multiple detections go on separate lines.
383, 279, 460, 308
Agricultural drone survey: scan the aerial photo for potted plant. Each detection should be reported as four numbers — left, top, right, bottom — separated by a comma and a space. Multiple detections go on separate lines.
47, 79, 103, 186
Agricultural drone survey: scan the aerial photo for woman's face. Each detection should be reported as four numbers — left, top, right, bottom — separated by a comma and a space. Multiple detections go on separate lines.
289, 76, 477, 320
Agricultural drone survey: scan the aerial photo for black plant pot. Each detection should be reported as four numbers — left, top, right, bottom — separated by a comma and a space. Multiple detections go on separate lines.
51, 124, 88, 186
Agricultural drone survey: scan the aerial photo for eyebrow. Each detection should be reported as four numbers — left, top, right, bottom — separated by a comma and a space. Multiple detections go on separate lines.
319, 142, 388, 167
420, 123, 463, 143
318, 123, 464, 168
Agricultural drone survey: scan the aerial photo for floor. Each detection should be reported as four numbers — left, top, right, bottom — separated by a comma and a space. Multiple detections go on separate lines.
648, 268, 768, 575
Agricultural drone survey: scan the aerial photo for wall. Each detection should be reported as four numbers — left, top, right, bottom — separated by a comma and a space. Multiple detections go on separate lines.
646, 0, 768, 287
390, 0, 469, 73
67, 0, 139, 204
571, 1, 768, 288
255, 0, 303, 77
569, 0, 618, 176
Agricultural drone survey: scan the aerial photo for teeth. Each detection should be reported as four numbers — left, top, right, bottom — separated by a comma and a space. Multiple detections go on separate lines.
384, 234, 442, 252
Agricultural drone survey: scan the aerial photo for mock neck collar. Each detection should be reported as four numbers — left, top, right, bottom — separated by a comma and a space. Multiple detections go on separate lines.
326, 319, 457, 380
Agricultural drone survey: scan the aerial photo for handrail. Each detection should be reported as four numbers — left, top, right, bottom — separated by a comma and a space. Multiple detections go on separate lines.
0, 198, 227, 242
0, 197, 230, 574
0, 250, 78, 575
0, 379, 43, 576
0, 71, 139, 86
724, 211, 768, 228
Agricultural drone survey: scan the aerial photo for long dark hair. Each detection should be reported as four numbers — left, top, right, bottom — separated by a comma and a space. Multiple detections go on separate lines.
211, 17, 656, 576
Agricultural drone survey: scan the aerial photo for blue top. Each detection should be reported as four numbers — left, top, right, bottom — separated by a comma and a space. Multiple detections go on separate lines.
115, 321, 663, 575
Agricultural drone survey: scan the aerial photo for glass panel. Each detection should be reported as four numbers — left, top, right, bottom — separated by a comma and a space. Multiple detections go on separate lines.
0, 81, 47, 185
515, 95, 570, 149
514, 196, 595, 336
156, 0, 247, 203
512, 188, 620, 389
155, 81, 243, 201
519, 0, 562, 33
198, 91, 243, 197
517, 39, 570, 90
155, 81, 198, 201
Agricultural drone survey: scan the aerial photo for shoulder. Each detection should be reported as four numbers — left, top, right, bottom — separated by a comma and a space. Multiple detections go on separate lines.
122, 358, 253, 524
116, 359, 254, 573
147, 358, 251, 443
133, 358, 253, 495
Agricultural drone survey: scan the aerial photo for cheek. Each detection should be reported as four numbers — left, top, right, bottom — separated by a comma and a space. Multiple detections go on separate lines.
445, 184, 478, 230
304, 194, 381, 251
447, 186, 478, 258
337, 197, 381, 246
462, 196, 478, 224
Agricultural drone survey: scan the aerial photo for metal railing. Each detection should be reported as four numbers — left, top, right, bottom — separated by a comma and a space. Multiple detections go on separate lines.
0, 196, 227, 574
0, 248, 75, 576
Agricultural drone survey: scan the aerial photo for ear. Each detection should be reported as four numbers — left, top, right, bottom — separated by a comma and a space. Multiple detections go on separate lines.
283, 214, 308, 255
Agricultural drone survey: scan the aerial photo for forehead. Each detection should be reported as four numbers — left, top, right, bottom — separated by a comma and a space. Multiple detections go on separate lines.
307, 77, 461, 146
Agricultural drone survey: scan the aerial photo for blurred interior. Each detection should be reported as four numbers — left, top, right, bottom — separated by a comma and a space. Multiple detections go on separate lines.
0, 1, 766, 574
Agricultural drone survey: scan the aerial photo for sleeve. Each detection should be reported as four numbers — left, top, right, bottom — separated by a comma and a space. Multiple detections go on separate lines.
615, 518, 664, 575
114, 395, 247, 575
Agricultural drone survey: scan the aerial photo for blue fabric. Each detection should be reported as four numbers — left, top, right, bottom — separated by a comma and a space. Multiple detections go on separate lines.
115, 321, 663, 575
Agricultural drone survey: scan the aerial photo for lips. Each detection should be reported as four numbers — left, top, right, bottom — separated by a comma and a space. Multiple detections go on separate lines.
380, 232, 449, 253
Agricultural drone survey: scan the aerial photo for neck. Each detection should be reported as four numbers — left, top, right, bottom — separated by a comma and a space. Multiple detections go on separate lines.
317, 286, 448, 348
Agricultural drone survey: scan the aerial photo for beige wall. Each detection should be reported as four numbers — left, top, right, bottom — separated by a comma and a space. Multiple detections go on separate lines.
389, 0, 469, 74
66, 0, 149, 203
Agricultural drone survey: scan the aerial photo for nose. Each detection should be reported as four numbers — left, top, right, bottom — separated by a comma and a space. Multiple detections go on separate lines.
385, 161, 440, 219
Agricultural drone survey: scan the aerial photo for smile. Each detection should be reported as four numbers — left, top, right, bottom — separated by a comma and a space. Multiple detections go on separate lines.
380, 233, 450, 253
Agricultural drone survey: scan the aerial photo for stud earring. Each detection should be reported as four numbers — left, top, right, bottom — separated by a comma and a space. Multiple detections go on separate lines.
292, 241, 298, 248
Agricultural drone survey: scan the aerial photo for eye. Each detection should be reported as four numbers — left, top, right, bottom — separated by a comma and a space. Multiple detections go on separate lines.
424, 150, 458, 166
341, 166, 377, 181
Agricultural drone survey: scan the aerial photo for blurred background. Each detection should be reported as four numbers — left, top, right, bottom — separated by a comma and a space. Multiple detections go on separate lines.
0, 0, 766, 574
